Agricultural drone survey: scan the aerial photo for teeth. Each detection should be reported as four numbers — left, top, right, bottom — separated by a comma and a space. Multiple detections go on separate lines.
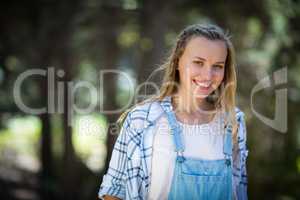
194, 80, 211, 87
199, 83, 209, 87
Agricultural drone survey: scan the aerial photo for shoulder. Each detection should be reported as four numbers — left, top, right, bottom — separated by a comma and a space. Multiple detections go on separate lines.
235, 107, 245, 119
235, 107, 246, 128
128, 100, 154, 119
126, 99, 164, 132
235, 107, 247, 149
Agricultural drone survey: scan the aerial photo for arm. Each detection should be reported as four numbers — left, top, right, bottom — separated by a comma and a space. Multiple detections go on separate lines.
98, 118, 130, 200
237, 112, 248, 200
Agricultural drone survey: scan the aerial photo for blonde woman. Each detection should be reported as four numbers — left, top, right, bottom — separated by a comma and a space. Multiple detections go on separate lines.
98, 24, 248, 200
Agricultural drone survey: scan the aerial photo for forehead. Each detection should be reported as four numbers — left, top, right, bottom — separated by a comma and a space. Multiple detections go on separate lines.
183, 36, 227, 61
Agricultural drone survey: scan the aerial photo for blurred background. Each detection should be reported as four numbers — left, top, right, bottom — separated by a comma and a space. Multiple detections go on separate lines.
0, 0, 300, 199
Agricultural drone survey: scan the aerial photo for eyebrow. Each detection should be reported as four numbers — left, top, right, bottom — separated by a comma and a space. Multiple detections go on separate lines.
194, 56, 225, 64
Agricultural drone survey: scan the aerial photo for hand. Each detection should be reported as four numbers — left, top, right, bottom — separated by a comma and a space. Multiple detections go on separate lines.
102, 195, 121, 200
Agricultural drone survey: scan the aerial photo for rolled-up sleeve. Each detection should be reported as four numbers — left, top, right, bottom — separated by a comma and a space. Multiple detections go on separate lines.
98, 118, 130, 199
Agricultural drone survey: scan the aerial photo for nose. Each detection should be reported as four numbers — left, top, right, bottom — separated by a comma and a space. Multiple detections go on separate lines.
201, 65, 213, 81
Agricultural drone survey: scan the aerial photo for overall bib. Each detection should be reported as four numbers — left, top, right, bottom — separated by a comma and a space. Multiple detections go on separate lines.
162, 105, 233, 200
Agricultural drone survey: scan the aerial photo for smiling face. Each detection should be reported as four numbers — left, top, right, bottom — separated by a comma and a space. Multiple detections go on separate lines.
177, 36, 227, 100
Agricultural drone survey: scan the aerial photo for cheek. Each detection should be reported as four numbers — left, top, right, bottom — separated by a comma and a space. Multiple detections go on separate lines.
213, 70, 225, 84
179, 65, 193, 81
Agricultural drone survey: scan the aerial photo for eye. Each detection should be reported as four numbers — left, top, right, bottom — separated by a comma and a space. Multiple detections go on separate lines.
213, 64, 224, 69
193, 60, 204, 66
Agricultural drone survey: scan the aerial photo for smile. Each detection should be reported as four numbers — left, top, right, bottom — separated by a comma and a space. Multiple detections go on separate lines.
192, 79, 212, 89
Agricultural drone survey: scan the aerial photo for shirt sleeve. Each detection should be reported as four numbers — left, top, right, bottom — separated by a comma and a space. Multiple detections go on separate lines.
237, 112, 249, 200
98, 117, 130, 200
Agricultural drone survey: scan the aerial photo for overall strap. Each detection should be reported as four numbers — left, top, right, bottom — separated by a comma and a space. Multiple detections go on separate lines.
223, 123, 233, 165
160, 96, 185, 153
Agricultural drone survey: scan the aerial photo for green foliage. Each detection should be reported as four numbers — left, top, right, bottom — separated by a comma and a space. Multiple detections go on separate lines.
73, 114, 107, 172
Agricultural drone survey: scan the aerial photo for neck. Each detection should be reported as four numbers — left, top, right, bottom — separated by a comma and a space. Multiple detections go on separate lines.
172, 89, 215, 114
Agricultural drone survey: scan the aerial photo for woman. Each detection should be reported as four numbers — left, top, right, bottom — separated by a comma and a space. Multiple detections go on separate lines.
98, 24, 248, 200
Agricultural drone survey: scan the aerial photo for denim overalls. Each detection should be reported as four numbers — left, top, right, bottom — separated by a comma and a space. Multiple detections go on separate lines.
161, 103, 233, 200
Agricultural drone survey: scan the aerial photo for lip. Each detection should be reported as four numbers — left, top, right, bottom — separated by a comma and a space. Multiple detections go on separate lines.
192, 79, 212, 92
192, 79, 212, 87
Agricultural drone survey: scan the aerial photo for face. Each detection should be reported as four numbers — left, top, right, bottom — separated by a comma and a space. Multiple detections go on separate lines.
177, 36, 227, 100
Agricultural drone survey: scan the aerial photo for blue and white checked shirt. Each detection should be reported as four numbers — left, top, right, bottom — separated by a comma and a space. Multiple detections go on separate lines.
98, 96, 248, 200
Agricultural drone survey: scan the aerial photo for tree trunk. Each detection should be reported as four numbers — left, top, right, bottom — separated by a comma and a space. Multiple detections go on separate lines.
137, 0, 172, 96
98, 6, 122, 173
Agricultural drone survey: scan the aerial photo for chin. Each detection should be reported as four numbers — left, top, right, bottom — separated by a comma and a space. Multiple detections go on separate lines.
194, 93, 210, 99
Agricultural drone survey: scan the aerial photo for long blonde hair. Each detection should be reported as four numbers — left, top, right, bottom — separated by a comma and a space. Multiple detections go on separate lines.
118, 23, 238, 143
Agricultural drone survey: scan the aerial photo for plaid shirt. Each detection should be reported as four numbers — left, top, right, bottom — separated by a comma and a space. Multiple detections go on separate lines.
98, 96, 248, 200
